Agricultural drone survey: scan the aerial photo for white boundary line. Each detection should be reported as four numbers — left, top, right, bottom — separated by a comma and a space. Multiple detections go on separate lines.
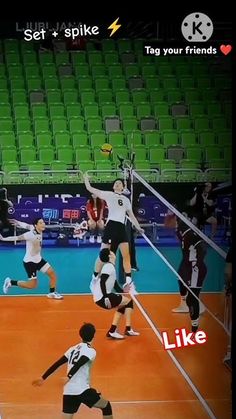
132, 294, 217, 419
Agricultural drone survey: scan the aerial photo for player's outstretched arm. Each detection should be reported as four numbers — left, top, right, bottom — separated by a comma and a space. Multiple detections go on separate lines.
32, 355, 68, 386
0, 233, 26, 242
127, 209, 144, 234
83, 173, 107, 200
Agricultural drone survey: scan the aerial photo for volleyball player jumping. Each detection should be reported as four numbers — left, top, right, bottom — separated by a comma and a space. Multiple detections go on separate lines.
83, 174, 144, 291
0, 218, 63, 299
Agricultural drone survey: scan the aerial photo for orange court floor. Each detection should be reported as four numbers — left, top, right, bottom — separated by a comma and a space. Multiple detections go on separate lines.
0, 294, 231, 419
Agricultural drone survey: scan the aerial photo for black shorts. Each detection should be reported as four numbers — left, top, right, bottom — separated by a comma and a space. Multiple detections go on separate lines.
63, 388, 101, 414
178, 260, 207, 288
96, 293, 123, 310
23, 259, 49, 278
102, 220, 128, 253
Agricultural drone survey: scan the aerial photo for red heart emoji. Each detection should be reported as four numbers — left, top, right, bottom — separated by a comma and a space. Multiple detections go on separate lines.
220, 45, 232, 55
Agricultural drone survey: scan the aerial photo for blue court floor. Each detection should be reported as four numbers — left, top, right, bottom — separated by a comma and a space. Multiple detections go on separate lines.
0, 245, 225, 296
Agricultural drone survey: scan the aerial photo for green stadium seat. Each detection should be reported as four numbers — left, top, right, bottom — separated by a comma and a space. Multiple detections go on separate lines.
122, 117, 138, 133
34, 118, 50, 134
16, 118, 31, 133
18, 133, 34, 148
216, 130, 231, 146
149, 89, 166, 102
54, 132, 71, 148
8, 65, 23, 78
69, 117, 85, 133
111, 77, 126, 91
136, 103, 152, 119
74, 64, 90, 77
88, 51, 103, 65
157, 65, 173, 77
38, 146, 55, 165
78, 161, 94, 172
166, 88, 183, 103
162, 130, 179, 146
196, 77, 212, 88
52, 119, 68, 135
205, 146, 222, 161
46, 89, 62, 104
112, 146, 129, 161
91, 65, 107, 78
94, 77, 110, 91
49, 104, 65, 119
27, 161, 45, 172
63, 89, 79, 104
108, 65, 123, 78
201, 88, 218, 102
149, 147, 165, 164
39, 52, 54, 65
80, 89, 96, 105
32, 104, 48, 118
145, 76, 161, 90
194, 116, 210, 130
108, 132, 125, 147
189, 102, 205, 116
55, 52, 70, 66
124, 65, 140, 78
57, 146, 74, 165
2, 161, 19, 173
78, 77, 93, 90
12, 90, 27, 105
162, 76, 178, 89
0, 91, 9, 104
20, 147, 36, 165
41, 65, 57, 78
1, 147, 18, 162
27, 77, 42, 91
71, 51, 87, 65
104, 52, 119, 65
66, 104, 82, 118
212, 117, 228, 131
143, 131, 161, 147
126, 130, 143, 147
44, 78, 59, 90
153, 102, 169, 117
115, 89, 130, 105
90, 132, 107, 148
22, 52, 37, 65
60, 76, 76, 90
36, 133, 52, 148
117, 39, 132, 53
184, 88, 200, 103
158, 116, 174, 130
84, 103, 99, 119
97, 89, 113, 104
101, 103, 117, 118
131, 89, 148, 104
175, 117, 192, 131
86, 117, 103, 133
0, 104, 11, 118
0, 131, 15, 147
141, 64, 156, 77
199, 130, 216, 146
72, 132, 88, 148
119, 102, 134, 118
102, 39, 116, 52
75, 147, 92, 163
180, 130, 197, 146
186, 147, 203, 161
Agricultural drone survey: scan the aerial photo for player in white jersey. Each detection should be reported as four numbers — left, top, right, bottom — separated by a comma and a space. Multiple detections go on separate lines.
91, 248, 139, 339
84, 174, 144, 290
0, 218, 63, 299
32, 323, 113, 418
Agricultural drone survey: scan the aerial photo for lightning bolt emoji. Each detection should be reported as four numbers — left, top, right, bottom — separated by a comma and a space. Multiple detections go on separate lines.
108, 17, 121, 37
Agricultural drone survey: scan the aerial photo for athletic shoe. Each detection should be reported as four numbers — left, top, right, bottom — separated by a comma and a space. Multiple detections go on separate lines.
89, 236, 95, 244
125, 329, 140, 336
3, 277, 11, 294
106, 331, 124, 339
172, 301, 189, 313
131, 266, 139, 272
97, 235, 102, 244
47, 292, 63, 300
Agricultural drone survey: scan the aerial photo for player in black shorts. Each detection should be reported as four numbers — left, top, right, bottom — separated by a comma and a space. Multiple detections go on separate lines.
83, 174, 144, 290
32, 323, 113, 418
172, 216, 208, 333
90, 248, 139, 339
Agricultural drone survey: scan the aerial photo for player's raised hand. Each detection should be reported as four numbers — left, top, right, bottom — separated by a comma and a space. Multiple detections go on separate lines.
32, 378, 44, 387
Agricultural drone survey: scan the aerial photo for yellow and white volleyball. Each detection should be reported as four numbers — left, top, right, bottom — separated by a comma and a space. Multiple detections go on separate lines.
100, 143, 113, 156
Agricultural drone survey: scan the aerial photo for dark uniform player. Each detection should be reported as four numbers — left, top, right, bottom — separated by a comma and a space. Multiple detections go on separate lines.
172, 219, 207, 333
32, 323, 113, 419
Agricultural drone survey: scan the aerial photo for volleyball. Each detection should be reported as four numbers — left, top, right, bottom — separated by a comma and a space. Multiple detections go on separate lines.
100, 143, 113, 156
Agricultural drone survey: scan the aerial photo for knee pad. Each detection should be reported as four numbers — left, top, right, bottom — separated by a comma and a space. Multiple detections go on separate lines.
126, 299, 133, 309
102, 401, 112, 416
117, 306, 126, 314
